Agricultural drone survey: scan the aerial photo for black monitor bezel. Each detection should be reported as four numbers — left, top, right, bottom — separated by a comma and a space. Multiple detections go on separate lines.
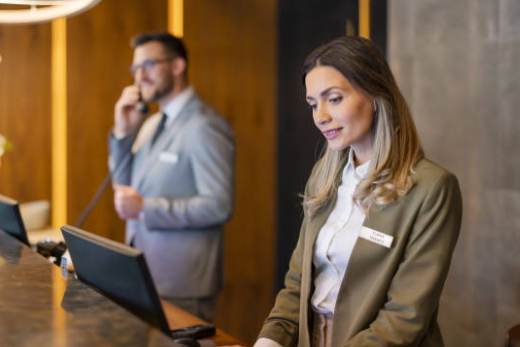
61, 224, 171, 334
0, 194, 30, 246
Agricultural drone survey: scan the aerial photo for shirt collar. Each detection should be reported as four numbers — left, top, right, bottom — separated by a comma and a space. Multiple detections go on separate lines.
355, 158, 370, 178
161, 85, 195, 126
343, 149, 370, 181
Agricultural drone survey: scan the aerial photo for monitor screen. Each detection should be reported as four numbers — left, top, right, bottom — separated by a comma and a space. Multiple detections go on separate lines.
0, 194, 30, 246
61, 225, 170, 334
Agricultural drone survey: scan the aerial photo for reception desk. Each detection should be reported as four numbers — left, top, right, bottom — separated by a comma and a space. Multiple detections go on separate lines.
0, 230, 241, 347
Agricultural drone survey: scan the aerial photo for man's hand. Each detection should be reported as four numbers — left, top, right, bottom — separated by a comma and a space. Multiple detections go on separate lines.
113, 85, 143, 138
113, 184, 144, 220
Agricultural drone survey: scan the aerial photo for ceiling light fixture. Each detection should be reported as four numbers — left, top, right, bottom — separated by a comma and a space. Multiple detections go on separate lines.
0, 0, 102, 24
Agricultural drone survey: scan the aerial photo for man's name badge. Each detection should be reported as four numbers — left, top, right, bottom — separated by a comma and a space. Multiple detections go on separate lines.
360, 226, 394, 248
159, 152, 178, 164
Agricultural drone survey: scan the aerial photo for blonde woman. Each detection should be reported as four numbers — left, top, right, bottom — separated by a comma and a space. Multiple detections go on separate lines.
256, 37, 462, 347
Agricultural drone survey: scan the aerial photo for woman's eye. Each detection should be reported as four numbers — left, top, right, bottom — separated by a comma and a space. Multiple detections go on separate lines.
329, 96, 342, 104
308, 103, 317, 111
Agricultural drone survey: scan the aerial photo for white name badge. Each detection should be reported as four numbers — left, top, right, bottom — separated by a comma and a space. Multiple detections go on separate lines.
158, 152, 178, 164
360, 226, 394, 248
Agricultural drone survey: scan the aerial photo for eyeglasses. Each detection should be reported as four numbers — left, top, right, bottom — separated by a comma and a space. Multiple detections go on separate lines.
129, 57, 173, 75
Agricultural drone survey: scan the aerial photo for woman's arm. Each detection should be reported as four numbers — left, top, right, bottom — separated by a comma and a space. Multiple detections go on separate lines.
345, 172, 462, 346
257, 218, 308, 347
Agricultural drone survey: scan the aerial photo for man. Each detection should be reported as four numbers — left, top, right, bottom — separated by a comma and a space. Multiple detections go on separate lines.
109, 32, 235, 322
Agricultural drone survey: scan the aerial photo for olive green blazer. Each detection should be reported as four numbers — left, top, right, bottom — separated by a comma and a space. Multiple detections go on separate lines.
258, 159, 462, 347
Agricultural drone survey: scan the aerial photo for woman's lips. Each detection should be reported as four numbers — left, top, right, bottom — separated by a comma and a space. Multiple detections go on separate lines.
323, 128, 342, 140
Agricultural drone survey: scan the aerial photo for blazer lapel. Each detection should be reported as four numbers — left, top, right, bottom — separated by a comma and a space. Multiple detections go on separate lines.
133, 95, 201, 190
131, 115, 158, 187
299, 199, 336, 347
331, 204, 403, 345
304, 200, 336, 253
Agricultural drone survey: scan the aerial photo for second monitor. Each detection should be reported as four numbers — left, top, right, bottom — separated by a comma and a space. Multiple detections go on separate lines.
61, 225, 215, 341
0, 194, 30, 246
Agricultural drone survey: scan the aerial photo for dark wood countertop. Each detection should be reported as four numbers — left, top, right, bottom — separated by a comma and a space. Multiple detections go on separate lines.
0, 230, 177, 347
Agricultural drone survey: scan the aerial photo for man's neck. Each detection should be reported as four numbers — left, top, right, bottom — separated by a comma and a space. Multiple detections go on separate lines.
158, 82, 188, 110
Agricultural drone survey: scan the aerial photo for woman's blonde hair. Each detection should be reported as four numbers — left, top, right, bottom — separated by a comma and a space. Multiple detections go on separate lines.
302, 36, 423, 218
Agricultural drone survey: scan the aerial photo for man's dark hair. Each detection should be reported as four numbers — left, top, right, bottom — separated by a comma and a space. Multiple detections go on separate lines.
131, 31, 188, 64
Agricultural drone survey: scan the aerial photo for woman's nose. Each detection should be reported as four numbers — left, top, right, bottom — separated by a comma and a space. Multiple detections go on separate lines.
314, 107, 332, 126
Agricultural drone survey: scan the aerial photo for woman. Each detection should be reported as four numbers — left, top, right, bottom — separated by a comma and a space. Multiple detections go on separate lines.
256, 37, 462, 347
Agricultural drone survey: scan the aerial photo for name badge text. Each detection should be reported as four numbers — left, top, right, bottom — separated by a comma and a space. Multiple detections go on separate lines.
360, 226, 393, 249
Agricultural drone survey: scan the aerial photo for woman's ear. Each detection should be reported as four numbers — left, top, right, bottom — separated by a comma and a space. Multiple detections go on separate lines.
171, 57, 187, 77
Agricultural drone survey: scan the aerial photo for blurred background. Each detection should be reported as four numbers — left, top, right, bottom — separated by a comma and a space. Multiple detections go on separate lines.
0, 0, 519, 346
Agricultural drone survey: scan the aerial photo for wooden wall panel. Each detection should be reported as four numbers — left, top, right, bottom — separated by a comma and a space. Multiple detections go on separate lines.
184, 1, 278, 344
0, 25, 52, 204
390, 1, 520, 346
66, 0, 167, 241
0, 1, 278, 344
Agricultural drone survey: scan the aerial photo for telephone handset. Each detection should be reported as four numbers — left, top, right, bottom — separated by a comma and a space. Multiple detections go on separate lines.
136, 92, 149, 115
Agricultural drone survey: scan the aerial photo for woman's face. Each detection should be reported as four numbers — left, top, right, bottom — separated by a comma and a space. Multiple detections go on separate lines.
305, 65, 374, 161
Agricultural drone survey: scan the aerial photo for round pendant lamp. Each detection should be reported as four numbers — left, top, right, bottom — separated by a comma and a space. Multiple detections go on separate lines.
0, 0, 102, 24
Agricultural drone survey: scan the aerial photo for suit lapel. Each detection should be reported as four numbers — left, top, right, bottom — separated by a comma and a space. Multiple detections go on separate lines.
133, 95, 201, 190
304, 201, 336, 252
299, 199, 336, 347
302, 201, 336, 288
331, 202, 404, 345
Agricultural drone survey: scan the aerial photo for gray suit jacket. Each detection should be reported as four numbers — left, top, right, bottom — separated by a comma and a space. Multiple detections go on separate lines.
259, 158, 462, 347
109, 93, 235, 298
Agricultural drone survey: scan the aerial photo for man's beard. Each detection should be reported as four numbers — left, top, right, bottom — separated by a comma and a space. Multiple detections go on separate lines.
144, 75, 174, 103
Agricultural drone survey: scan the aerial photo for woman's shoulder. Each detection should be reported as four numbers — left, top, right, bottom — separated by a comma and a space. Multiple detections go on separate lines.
411, 158, 460, 195
414, 158, 457, 180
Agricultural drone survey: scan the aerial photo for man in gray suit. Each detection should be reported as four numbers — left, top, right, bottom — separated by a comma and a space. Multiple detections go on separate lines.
109, 32, 235, 322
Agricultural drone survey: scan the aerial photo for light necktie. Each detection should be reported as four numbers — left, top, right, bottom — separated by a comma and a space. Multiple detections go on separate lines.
150, 112, 168, 147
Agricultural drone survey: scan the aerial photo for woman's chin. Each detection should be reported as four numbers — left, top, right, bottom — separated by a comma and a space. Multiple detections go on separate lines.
327, 141, 348, 151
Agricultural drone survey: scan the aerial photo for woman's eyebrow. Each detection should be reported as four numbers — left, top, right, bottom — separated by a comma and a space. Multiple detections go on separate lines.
306, 86, 342, 101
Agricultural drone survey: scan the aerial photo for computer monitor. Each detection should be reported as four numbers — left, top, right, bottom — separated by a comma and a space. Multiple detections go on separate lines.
61, 225, 171, 334
0, 194, 30, 246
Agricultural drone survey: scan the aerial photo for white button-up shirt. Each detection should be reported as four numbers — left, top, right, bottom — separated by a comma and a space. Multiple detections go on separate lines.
311, 152, 369, 314
254, 152, 370, 347
161, 85, 195, 128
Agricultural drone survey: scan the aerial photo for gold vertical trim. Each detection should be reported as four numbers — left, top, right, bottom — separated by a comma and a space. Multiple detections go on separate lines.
51, 18, 67, 229
346, 19, 356, 36
359, 0, 370, 39
169, 0, 184, 37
